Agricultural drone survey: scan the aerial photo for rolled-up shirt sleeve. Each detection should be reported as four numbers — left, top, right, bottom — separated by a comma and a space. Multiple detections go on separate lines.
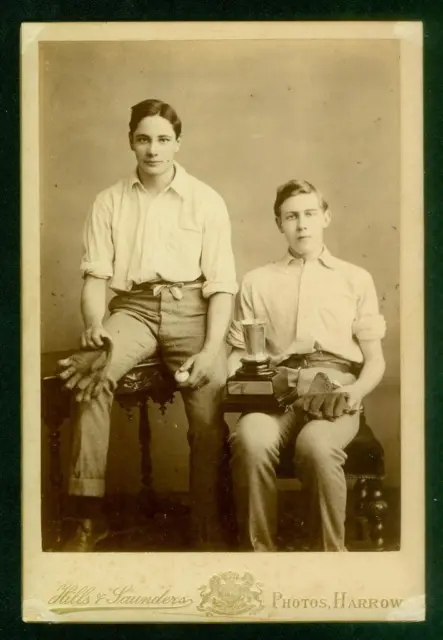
352, 271, 386, 341
80, 194, 114, 280
226, 278, 256, 349
201, 193, 238, 298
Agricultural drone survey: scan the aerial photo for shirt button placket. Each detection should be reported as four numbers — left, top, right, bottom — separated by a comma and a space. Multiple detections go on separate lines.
296, 260, 309, 342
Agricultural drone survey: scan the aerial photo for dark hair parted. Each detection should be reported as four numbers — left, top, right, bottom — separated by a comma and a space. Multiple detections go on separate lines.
129, 99, 182, 138
273, 179, 328, 218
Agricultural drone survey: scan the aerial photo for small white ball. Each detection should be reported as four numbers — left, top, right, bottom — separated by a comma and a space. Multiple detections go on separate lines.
175, 370, 190, 383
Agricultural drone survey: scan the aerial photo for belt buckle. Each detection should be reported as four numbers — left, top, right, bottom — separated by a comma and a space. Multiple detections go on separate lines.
291, 356, 308, 376
290, 357, 308, 391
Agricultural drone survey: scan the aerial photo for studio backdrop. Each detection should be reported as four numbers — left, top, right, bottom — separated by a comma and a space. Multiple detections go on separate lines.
40, 39, 400, 494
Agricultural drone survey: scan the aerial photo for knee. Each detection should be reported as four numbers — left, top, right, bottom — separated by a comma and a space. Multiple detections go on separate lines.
231, 413, 279, 465
295, 421, 346, 470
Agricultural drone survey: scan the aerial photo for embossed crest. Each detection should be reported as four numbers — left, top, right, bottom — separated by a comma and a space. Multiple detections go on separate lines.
197, 572, 264, 617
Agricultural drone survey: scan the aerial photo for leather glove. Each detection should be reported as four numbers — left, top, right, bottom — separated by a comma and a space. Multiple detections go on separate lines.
293, 372, 352, 421
294, 391, 351, 421
57, 337, 113, 403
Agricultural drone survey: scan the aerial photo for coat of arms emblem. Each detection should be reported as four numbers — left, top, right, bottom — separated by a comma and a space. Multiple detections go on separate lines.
197, 571, 264, 617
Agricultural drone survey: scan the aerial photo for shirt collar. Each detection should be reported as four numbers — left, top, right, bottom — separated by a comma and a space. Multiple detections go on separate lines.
282, 245, 337, 270
129, 162, 189, 198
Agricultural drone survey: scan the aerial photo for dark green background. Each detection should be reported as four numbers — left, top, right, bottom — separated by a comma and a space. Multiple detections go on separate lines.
1, 1, 441, 637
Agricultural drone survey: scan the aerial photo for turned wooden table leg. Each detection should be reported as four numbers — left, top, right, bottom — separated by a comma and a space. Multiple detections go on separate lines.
47, 418, 64, 549
353, 478, 370, 543
138, 398, 156, 517
367, 481, 388, 551
42, 378, 71, 551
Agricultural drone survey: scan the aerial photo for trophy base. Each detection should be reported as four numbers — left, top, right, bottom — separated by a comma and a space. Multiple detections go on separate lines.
222, 392, 283, 414
227, 357, 277, 396
223, 356, 282, 413
236, 356, 276, 379
227, 378, 276, 396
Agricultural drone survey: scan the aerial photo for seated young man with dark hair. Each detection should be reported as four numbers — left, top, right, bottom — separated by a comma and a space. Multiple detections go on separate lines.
59, 99, 237, 551
227, 179, 386, 552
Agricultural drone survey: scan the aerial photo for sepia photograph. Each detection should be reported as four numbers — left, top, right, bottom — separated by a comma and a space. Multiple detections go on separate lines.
22, 21, 424, 622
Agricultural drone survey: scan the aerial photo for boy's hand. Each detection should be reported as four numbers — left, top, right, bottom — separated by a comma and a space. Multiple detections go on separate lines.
81, 325, 113, 349
335, 384, 363, 412
176, 348, 217, 390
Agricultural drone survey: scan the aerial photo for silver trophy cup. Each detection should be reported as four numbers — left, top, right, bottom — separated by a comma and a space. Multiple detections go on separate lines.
225, 318, 279, 407
241, 319, 268, 363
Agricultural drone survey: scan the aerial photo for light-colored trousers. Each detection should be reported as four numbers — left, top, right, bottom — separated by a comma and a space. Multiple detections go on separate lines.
230, 367, 360, 551
68, 286, 229, 546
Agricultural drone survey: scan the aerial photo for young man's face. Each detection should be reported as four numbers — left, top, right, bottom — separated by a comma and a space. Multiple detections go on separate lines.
129, 115, 180, 178
276, 192, 331, 256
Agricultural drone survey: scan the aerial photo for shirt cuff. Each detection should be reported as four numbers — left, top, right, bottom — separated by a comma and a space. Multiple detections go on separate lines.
226, 320, 246, 349
80, 261, 113, 280
202, 280, 239, 299
353, 314, 386, 340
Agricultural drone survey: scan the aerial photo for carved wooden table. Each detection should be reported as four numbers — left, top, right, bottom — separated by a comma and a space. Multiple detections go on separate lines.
41, 351, 178, 549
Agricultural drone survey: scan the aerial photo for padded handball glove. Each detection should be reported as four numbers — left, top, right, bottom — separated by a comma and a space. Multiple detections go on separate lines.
57, 337, 113, 403
293, 372, 353, 421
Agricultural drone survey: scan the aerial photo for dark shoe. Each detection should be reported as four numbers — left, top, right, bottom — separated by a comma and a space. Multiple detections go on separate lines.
62, 518, 109, 552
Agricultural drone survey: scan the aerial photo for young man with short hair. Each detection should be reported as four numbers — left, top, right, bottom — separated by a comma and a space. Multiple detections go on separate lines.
60, 99, 237, 551
227, 179, 386, 551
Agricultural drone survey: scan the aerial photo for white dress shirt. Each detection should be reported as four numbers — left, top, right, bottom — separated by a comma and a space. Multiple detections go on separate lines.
80, 163, 238, 298
227, 248, 386, 364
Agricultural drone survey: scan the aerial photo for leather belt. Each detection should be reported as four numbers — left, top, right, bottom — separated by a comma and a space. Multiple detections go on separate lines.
279, 353, 354, 375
